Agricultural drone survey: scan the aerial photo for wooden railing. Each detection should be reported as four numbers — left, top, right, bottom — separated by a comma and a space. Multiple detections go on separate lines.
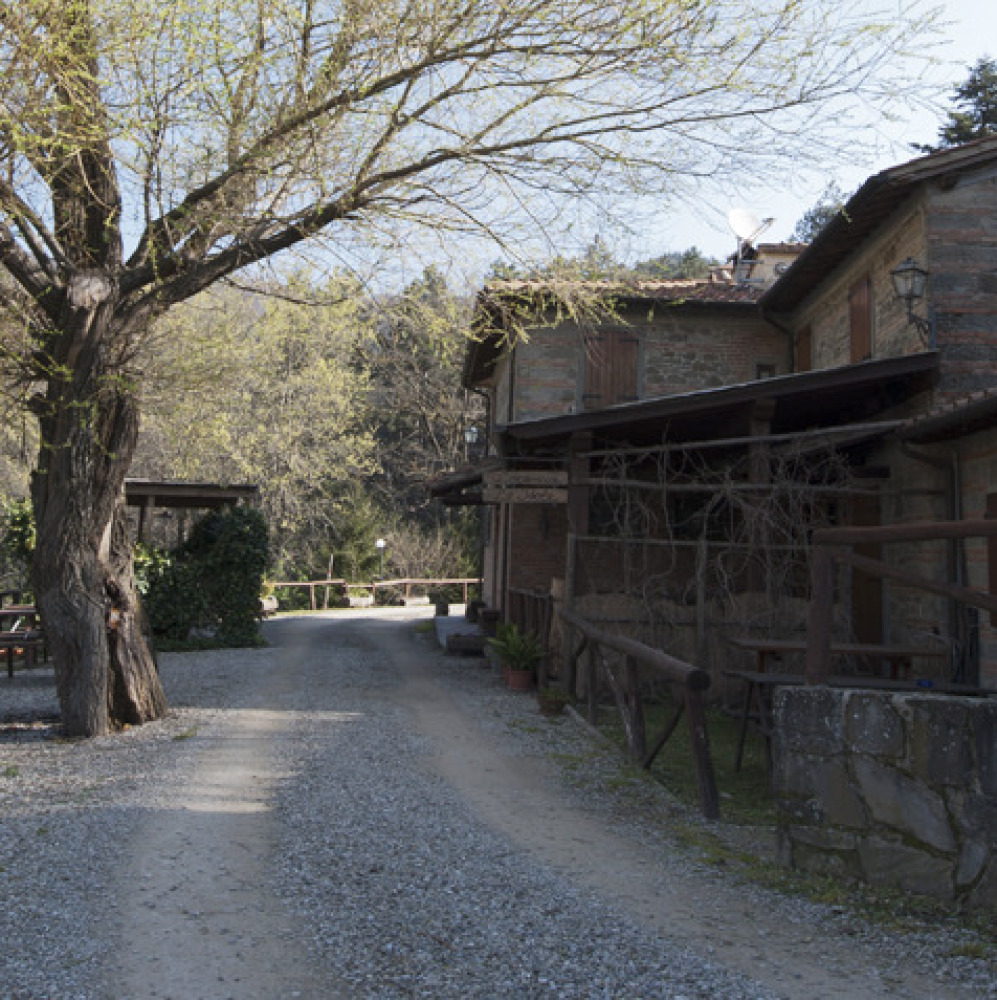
807, 519, 997, 685
507, 586, 555, 685
559, 607, 719, 819
269, 577, 480, 611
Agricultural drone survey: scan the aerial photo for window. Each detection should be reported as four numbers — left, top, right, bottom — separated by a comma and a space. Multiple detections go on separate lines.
849, 276, 872, 363
581, 329, 640, 410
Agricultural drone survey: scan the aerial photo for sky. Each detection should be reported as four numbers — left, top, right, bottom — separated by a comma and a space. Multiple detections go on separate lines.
644, 0, 997, 262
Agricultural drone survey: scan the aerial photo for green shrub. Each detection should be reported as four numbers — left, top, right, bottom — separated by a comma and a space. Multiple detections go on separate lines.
141, 507, 269, 647
183, 506, 269, 646
140, 553, 205, 643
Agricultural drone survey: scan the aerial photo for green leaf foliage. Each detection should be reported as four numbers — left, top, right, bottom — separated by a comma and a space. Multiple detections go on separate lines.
488, 622, 542, 673
142, 506, 268, 647
183, 506, 269, 646
937, 57, 997, 149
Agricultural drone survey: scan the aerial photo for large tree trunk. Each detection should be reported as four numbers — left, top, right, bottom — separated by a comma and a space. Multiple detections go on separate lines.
30, 278, 167, 738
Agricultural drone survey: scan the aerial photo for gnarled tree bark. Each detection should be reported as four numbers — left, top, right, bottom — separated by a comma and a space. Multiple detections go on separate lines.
30, 278, 166, 737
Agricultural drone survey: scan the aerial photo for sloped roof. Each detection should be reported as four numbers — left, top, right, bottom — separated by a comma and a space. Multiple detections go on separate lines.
898, 388, 997, 443
464, 277, 764, 388
500, 351, 940, 448
761, 134, 997, 312
124, 480, 259, 509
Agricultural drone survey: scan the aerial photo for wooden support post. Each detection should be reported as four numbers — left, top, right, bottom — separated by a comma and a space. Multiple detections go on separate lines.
585, 644, 598, 725
805, 545, 835, 684
686, 688, 720, 820
642, 701, 685, 769
695, 536, 708, 667
602, 650, 646, 762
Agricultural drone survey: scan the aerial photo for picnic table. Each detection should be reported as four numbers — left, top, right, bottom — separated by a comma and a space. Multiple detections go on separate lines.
0, 605, 45, 678
726, 636, 948, 681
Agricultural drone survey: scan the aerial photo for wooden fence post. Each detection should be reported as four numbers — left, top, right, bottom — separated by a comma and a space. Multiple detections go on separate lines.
685, 687, 720, 820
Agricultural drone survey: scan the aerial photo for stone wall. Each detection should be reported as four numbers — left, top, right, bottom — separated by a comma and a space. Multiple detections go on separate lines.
772, 687, 997, 909
506, 303, 789, 423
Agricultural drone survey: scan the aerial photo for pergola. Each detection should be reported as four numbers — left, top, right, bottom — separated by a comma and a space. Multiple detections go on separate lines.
124, 479, 259, 543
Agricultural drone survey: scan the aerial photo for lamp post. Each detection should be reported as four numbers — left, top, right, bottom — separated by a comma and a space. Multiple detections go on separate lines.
375, 537, 386, 581
464, 423, 479, 461
890, 256, 934, 346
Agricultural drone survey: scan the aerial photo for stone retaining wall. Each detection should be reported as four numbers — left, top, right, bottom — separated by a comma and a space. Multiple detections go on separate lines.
772, 687, 997, 909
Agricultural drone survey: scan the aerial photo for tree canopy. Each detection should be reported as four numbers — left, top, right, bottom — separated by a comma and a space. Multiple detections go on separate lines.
789, 182, 848, 243
921, 56, 997, 151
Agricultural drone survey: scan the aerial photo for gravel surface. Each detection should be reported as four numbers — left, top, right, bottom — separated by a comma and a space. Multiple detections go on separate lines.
1, 609, 995, 999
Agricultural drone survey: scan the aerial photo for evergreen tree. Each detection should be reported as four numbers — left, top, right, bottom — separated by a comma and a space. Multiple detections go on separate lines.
919, 57, 997, 151
790, 183, 848, 243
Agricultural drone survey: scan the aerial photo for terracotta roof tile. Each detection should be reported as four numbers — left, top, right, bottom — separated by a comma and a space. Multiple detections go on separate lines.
479, 277, 765, 306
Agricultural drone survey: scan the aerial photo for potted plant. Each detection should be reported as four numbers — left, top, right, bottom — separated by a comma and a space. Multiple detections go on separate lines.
488, 623, 542, 691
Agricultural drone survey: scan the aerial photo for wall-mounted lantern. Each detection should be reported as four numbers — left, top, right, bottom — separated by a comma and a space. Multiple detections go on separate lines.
890, 256, 935, 347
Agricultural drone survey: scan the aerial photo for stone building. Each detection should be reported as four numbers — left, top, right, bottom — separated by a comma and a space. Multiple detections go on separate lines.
432, 137, 997, 906
434, 135, 997, 691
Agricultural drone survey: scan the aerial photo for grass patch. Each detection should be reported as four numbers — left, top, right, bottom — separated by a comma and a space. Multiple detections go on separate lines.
599, 693, 775, 826
413, 621, 434, 635
948, 941, 992, 960
507, 718, 543, 736
172, 725, 199, 741
2, 764, 19, 778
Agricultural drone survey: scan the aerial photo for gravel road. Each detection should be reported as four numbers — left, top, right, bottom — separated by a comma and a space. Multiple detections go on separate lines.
0, 608, 994, 999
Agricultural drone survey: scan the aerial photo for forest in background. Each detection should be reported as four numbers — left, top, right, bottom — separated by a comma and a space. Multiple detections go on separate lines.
0, 265, 481, 597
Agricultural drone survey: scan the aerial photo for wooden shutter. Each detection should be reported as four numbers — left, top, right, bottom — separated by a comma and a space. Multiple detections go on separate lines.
849, 277, 872, 363
582, 330, 639, 410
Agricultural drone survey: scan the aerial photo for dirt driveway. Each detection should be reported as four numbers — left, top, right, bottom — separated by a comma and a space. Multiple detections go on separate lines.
104, 610, 987, 999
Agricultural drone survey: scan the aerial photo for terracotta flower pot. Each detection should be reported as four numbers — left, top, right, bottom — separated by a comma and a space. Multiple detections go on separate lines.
505, 668, 533, 691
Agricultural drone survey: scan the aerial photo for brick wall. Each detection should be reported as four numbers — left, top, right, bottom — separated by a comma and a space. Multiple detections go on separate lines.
506, 503, 568, 593
793, 208, 926, 370
506, 304, 789, 423
928, 165, 997, 394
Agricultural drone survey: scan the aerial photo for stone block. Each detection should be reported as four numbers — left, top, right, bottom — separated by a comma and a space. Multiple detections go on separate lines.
858, 835, 955, 900
843, 692, 905, 757
775, 758, 867, 829
910, 697, 974, 786
956, 840, 989, 888
775, 794, 824, 826
783, 826, 862, 880
948, 789, 997, 844
812, 762, 868, 829
976, 706, 997, 798
774, 687, 844, 755
852, 758, 956, 853
786, 824, 859, 854
969, 859, 997, 910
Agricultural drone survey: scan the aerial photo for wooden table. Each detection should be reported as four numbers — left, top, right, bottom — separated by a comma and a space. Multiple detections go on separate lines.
727, 636, 948, 681
0, 605, 44, 678
726, 668, 992, 772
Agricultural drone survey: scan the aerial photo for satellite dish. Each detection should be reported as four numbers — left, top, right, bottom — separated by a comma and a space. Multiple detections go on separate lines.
727, 209, 774, 245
